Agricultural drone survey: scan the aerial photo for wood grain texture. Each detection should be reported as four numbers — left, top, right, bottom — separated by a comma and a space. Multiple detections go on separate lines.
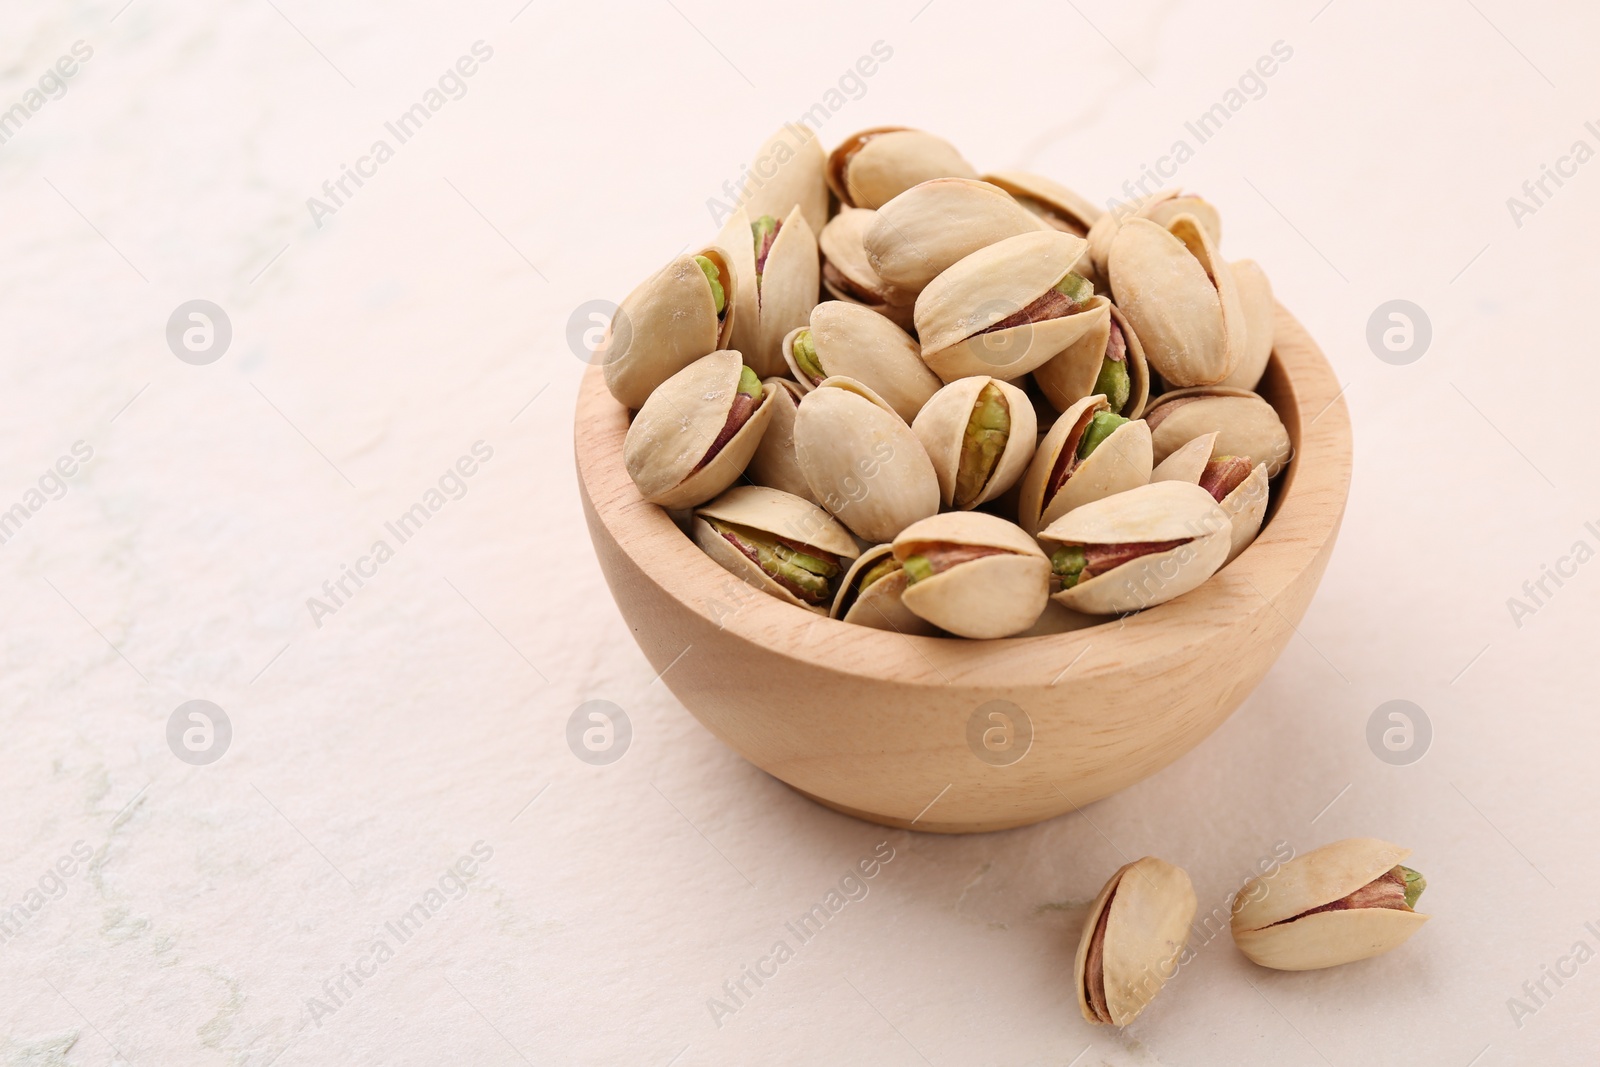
576, 303, 1352, 833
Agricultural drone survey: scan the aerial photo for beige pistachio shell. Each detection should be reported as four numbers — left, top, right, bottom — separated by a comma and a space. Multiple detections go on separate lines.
601, 248, 737, 409
911, 377, 1037, 509
622, 351, 773, 509
826, 126, 978, 209
746, 377, 815, 502
829, 543, 940, 635
982, 171, 1103, 237
693, 485, 859, 614
1149, 431, 1269, 564
1074, 857, 1197, 1027
1219, 259, 1274, 391
1145, 388, 1292, 476
793, 376, 940, 543
1041, 481, 1231, 615
1086, 189, 1223, 277
1032, 298, 1150, 419
818, 208, 916, 331
783, 302, 941, 423
915, 230, 1096, 383
1108, 215, 1244, 388
735, 125, 829, 236
892, 512, 1049, 639
717, 206, 819, 378
1231, 838, 1428, 971
1016, 395, 1153, 537
1149, 431, 1219, 484
864, 178, 1047, 298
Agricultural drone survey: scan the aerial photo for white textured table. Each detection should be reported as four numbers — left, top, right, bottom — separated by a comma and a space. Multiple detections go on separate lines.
3, 2, 1597, 1064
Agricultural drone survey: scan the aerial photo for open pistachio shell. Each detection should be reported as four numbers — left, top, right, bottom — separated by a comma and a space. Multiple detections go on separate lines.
1032, 298, 1150, 420
892, 512, 1050, 639
735, 125, 829, 237
746, 377, 815, 502
818, 208, 917, 331
826, 126, 978, 209
1219, 259, 1274, 391
982, 171, 1103, 238
1231, 838, 1429, 972
1086, 189, 1223, 277
1016, 395, 1153, 537
1145, 388, 1292, 476
623, 350, 774, 509
1150, 431, 1269, 564
601, 248, 739, 409
793, 376, 940, 543
1075, 857, 1197, 1027
829, 543, 941, 635
693, 485, 860, 614
717, 206, 819, 379
782, 301, 941, 423
911, 377, 1036, 510
864, 178, 1047, 298
1040, 481, 1231, 615
915, 230, 1096, 383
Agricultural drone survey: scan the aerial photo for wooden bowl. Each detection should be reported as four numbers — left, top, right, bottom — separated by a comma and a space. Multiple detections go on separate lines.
576, 304, 1351, 833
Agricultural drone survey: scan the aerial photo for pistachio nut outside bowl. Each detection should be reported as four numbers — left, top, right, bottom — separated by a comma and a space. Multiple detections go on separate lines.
575, 303, 1351, 834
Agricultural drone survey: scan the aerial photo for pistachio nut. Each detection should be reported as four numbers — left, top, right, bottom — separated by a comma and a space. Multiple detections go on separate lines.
1032, 297, 1150, 420
915, 230, 1098, 383
818, 207, 917, 331
911, 377, 1037, 510
864, 178, 1047, 298
1230, 838, 1429, 971
716, 205, 820, 378
1144, 387, 1292, 477
1218, 259, 1274, 391
734, 125, 829, 237
1150, 431, 1269, 564
1086, 189, 1223, 278
745, 377, 815, 502
829, 543, 941, 635
1016, 394, 1153, 536
693, 485, 861, 614
826, 126, 978, 209
1108, 214, 1245, 388
1039, 481, 1231, 615
793, 376, 940, 542
623, 350, 774, 509
1074, 857, 1198, 1027
601, 247, 739, 409
891, 512, 1050, 639
782, 301, 941, 423
982, 170, 1103, 238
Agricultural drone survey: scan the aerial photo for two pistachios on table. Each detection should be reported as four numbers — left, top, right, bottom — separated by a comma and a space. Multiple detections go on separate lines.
603, 126, 1292, 640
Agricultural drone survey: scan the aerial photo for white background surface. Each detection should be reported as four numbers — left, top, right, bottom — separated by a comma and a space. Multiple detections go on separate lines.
2, 1, 1598, 1064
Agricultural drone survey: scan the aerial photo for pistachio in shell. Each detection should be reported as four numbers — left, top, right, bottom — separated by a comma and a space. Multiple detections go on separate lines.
1016, 394, 1153, 537
911, 377, 1037, 510
891, 512, 1050, 639
782, 301, 941, 423
733, 125, 829, 237
601, 247, 739, 409
1144, 387, 1292, 477
623, 351, 774, 509
1230, 838, 1429, 971
716, 205, 819, 378
1218, 258, 1275, 391
829, 543, 940, 635
745, 377, 815, 502
982, 170, 1103, 238
1039, 480, 1231, 615
818, 207, 917, 331
792, 376, 940, 543
693, 485, 860, 614
1032, 297, 1150, 420
1086, 188, 1223, 278
864, 178, 1047, 298
1150, 431, 1269, 564
1075, 857, 1198, 1026
826, 126, 978, 209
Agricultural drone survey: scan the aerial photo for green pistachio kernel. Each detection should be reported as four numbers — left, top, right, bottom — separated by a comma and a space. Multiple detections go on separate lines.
1053, 271, 1094, 308
695, 255, 726, 314
1077, 411, 1129, 459
1050, 545, 1087, 588
737, 366, 762, 398
902, 554, 934, 585
856, 557, 901, 592
1399, 866, 1426, 910
792, 329, 824, 383
1093, 354, 1131, 414
751, 215, 778, 257
955, 383, 1010, 507
708, 519, 837, 603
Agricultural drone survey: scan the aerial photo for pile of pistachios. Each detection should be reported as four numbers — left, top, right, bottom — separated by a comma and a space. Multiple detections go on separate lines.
601, 125, 1293, 639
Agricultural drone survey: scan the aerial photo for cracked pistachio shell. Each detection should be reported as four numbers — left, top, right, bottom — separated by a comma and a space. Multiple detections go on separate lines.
602, 248, 739, 409
1086, 189, 1223, 277
911, 377, 1036, 510
746, 377, 815, 502
717, 206, 819, 379
782, 301, 941, 423
1016, 395, 1153, 537
915, 230, 1096, 383
829, 543, 940, 635
819, 208, 917, 331
982, 170, 1103, 238
1040, 481, 1231, 615
891, 512, 1049, 639
864, 178, 1047, 298
1219, 259, 1275, 391
1145, 388, 1292, 477
1108, 214, 1245, 388
793, 376, 940, 543
623, 351, 774, 509
1075, 857, 1197, 1027
1231, 838, 1429, 971
693, 485, 860, 614
1032, 297, 1151, 420
1150, 432, 1270, 564
826, 126, 978, 209
735, 125, 829, 236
